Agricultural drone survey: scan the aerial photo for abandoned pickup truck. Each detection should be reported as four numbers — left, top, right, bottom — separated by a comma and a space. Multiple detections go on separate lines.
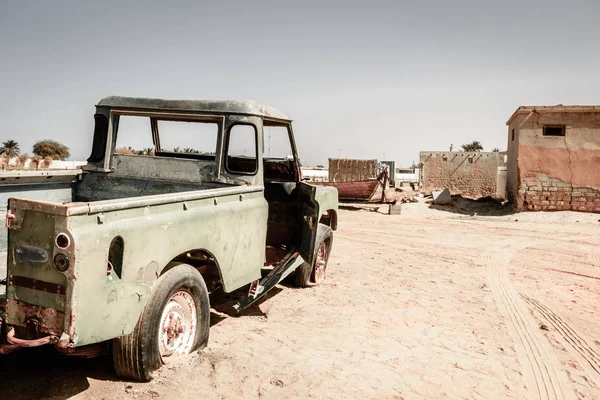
0, 96, 338, 381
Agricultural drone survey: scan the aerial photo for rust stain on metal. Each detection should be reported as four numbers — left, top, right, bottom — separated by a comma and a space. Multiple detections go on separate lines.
4, 209, 15, 228
56, 342, 109, 358
6, 300, 65, 336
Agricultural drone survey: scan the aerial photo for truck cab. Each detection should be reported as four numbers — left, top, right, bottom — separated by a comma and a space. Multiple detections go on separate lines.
0, 97, 338, 381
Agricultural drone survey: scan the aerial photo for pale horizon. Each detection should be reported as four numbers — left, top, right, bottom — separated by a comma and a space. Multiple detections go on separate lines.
2, 0, 599, 167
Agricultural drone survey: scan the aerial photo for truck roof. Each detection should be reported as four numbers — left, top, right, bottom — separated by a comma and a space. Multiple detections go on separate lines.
97, 96, 290, 121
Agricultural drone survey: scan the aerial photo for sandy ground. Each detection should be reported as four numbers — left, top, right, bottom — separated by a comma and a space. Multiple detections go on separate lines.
1, 203, 599, 399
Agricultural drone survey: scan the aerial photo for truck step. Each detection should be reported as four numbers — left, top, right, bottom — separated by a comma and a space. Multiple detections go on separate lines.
233, 250, 301, 313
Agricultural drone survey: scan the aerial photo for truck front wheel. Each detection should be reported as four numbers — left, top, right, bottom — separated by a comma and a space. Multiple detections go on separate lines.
293, 224, 333, 288
112, 264, 210, 382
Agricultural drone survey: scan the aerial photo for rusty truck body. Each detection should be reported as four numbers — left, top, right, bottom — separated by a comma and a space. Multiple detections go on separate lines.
0, 96, 338, 381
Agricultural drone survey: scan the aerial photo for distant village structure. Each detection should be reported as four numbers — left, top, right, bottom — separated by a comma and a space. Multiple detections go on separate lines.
395, 166, 419, 189
419, 151, 507, 199
506, 105, 600, 213
328, 158, 378, 182
301, 166, 328, 182
3, 105, 599, 215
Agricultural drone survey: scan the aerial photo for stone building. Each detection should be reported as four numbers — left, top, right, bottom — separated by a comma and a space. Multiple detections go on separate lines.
506, 105, 600, 212
419, 151, 507, 199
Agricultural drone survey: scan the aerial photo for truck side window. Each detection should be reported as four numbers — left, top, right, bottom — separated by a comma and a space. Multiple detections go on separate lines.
226, 124, 258, 175
263, 123, 296, 181
264, 125, 293, 159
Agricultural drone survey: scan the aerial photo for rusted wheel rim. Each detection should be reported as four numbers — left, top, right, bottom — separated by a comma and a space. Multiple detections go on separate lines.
312, 241, 328, 284
158, 290, 197, 358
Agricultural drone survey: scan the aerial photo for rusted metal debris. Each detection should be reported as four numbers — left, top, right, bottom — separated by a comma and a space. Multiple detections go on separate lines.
0, 326, 58, 354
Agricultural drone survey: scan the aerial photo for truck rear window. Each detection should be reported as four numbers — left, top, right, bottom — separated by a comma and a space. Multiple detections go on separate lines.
157, 120, 218, 156
113, 115, 219, 158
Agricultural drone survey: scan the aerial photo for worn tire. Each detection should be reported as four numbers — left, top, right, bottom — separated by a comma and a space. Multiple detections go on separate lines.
112, 264, 210, 382
293, 224, 333, 288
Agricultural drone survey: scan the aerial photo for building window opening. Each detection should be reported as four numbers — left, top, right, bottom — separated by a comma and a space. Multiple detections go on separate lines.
543, 125, 565, 137
511, 129, 515, 141
468, 157, 474, 164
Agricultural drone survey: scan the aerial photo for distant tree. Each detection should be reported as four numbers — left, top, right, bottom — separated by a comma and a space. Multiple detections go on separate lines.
492, 148, 500, 152
0, 140, 21, 157
17, 153, 29, 167
33, 140, 70, 160
31, 155, 42, 169
461, 141, 483, 152
173, 147, 181, 153
183, 147, 199, 154
142, 147, 155, 156
316, 164, 325, 168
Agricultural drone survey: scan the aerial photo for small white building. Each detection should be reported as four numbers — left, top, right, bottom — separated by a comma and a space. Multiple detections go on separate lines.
395, 167, 420, 187
301, 167, 329, 182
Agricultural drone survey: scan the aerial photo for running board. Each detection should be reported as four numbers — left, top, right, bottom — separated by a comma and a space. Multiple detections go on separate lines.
233, 250, 302, 313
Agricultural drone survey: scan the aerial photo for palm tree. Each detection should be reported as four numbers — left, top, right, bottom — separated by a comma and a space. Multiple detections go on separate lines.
461, 141, 483, 152
492, 148, 500, 152
0, 140, 21, 157
183, 147, 199, 154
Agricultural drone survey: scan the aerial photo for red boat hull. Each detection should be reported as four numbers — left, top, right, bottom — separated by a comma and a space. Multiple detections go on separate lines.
313, 179, 380, 201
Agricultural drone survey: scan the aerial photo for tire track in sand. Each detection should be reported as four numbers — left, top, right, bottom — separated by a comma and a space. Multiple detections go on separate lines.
562, 236, 600, 267
485, 245, 575, 400
589, 251, 600, 267
521, 294, 600, 384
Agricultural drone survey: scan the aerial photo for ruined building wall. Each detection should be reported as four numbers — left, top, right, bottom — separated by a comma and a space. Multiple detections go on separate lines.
510, 111, 600, 212
328, 159, 378, 182
506, 114, 524, 205
419, 151, 506, 198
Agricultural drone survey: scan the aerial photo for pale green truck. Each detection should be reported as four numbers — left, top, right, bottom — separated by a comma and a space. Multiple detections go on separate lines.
0, 97, 338, 381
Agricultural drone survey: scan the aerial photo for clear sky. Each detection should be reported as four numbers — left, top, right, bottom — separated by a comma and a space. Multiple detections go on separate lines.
1, 0, 599, 167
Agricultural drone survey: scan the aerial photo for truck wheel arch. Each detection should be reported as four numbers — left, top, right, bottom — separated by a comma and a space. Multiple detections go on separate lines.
319, 209, 338, 230
159, 248, 224, 291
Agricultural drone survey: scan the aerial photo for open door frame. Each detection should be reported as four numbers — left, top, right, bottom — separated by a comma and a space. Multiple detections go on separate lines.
297, 182, 320, 265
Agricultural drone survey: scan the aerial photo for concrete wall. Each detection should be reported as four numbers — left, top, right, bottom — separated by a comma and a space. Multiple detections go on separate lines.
0, 158, 86, 170
507, 110, 600, 212
506, 114, 525, 205
328, 158, 378, 182
0, 170, 80, 210
419, 151, 507, 198
1, 210, 5, 297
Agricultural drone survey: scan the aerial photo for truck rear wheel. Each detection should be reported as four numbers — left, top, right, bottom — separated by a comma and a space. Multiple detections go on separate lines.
112, 264, 210, 382
293, 224, 333, 288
